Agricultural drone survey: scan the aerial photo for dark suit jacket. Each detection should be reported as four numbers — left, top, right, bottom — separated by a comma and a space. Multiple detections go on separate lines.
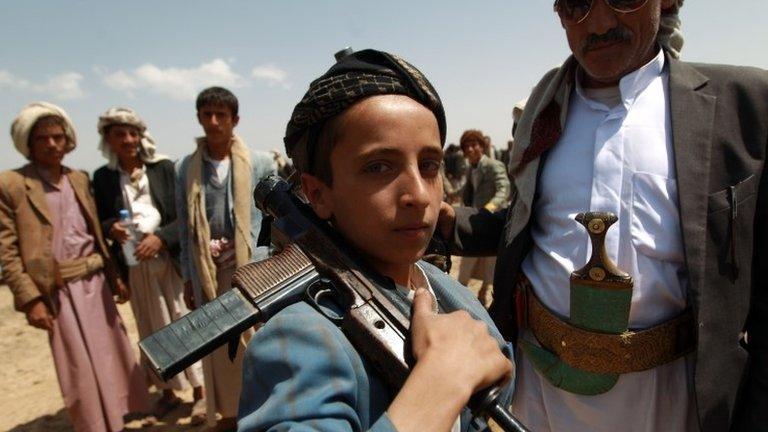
93, 159, 180, 279
454, 55, 768, 431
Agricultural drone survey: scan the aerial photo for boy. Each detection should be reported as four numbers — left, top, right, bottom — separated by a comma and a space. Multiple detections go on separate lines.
176, 87, 276, 430
238, 49, 514, 432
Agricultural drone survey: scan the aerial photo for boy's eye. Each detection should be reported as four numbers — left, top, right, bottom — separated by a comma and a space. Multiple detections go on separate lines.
362, 161, 392, 174
419, 159, 441, 175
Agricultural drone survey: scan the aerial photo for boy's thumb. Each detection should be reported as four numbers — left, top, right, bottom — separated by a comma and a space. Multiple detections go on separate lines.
411, 288, 436, 317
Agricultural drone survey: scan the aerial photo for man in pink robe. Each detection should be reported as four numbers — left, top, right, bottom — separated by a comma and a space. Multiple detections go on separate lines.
0, 102, 149, 432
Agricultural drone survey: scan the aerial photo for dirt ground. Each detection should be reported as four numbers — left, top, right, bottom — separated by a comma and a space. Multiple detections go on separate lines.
0, 286, 207, 432
0, 257, 491, 432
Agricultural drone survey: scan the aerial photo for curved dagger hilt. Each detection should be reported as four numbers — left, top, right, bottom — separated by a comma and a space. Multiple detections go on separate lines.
572, 212, 631, 284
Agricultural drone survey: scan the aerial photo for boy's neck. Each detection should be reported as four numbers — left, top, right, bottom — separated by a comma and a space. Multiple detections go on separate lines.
379, 263, 418, 290
206, 138, 232, 160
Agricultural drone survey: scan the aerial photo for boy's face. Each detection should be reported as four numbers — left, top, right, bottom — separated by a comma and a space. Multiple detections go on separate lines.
197, 103, 239, 146
302, 95, 443, 278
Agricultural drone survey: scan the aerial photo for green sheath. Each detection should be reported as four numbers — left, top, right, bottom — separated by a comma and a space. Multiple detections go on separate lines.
522, 212, 634, 395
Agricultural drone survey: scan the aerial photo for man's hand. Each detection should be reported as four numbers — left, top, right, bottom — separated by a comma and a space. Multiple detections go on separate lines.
115, 278, 130, 303
110, 221, 130, 244
24, 298, 53, 332
184, 281, 196, 310
436, 201, 456, 241
388, 288, 513, 432
135, 234, 164, 261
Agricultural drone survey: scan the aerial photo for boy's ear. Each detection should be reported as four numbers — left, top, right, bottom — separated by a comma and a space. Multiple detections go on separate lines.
300, 173, 333, 220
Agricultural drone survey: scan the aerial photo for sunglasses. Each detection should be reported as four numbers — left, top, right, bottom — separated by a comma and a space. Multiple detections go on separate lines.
554, 0, 650, 24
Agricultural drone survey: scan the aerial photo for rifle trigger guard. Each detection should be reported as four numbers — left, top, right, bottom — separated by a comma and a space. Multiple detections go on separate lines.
305, 278, 345, 325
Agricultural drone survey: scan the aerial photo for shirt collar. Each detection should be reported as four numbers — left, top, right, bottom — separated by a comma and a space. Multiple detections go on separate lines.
575, 47, 666, 111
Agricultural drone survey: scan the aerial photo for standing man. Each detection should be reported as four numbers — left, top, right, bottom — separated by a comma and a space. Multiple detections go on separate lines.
457, 129, 510, 306
92, 107, 206, 424
176, 87, 276, 431
0, 102, 149, 432
442, 0, 768, 430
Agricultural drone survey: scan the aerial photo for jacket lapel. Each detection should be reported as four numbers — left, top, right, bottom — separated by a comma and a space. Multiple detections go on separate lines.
21, 165, 52, 225
144, 162, 165, 215
668, 57, 716, 313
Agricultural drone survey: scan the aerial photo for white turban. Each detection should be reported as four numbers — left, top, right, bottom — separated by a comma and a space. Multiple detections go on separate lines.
658, 0, 684, 59
97, 106, 168, 169
10, 102, 77, 160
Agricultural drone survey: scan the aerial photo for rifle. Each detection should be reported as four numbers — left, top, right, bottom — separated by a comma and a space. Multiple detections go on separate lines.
139, 175, 529, 432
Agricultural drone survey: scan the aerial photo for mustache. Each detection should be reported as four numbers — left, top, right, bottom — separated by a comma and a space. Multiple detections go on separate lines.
581, 26, 632, 53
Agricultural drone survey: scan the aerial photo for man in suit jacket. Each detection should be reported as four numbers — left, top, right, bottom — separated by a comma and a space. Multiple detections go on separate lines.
0, 102, 149, 431
441, 1, 768, 430
92, 107, 205, 423
458, 129, 510, 305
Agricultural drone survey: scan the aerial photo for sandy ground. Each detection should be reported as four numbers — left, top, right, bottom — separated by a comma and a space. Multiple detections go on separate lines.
0, 257, 492, 432
0, 286, 207, 432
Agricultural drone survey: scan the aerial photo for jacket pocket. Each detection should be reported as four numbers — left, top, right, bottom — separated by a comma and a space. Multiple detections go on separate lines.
707, 175, 758, 281
707, 175, 756, 214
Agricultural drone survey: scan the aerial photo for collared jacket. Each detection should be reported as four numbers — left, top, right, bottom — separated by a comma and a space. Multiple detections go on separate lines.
0, 164, 121, 313
238, 261, 515, 432
453, 52, 768, 432
93, 159, 180, 279
462, 155, 510, 211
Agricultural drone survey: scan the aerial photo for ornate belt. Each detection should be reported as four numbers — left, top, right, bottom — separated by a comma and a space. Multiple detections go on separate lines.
517, 212, 696, 395
519, 276, 696, 375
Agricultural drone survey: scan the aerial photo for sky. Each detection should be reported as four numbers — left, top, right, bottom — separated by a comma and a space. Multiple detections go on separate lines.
1, 0, 766, 173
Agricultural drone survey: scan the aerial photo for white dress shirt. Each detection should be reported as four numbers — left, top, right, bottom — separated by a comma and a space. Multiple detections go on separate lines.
120, 166, 161, 235
513, 50, 698, 432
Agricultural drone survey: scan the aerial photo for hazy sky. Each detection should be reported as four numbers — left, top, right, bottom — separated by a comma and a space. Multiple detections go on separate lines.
1, 0, 766, 173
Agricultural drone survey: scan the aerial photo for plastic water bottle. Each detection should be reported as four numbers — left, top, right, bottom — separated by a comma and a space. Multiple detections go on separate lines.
119, 209, 139, 266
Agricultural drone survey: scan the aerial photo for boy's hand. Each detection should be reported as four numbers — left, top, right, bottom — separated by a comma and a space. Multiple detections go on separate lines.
436, 202, 455, 241
410, 288, 512, 395
184, 281, 196, 310
24, 298, 53, 332
388, 288, 513, 432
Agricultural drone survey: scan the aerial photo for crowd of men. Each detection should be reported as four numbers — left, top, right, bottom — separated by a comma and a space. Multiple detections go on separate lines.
2, 0, 768, 431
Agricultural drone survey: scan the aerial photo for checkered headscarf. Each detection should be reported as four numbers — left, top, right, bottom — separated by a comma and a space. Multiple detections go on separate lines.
284, 49, 446, 173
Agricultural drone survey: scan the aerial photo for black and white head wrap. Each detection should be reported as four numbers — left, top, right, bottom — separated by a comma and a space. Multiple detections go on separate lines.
284, 49, 446, 174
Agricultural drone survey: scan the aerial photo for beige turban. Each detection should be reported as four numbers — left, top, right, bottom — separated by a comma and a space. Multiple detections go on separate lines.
10, 102, 77, 160
97, 107, 168, 169
658, 0, 684, 59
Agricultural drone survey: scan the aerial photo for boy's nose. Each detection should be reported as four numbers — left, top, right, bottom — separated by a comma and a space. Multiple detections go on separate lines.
399, 170, 431, 208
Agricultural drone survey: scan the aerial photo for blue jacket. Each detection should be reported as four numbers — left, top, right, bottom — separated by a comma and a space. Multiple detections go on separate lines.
238, 262, 515, 432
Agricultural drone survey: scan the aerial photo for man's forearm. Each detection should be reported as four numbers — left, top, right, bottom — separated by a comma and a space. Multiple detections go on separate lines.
453, 205, 507, 257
